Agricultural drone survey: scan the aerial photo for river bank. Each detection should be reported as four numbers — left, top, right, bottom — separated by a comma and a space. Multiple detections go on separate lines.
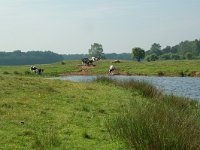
1, 60, 200, 77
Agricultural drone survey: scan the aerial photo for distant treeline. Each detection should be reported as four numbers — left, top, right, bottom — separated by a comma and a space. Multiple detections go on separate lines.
63, 53, 132, 60
1, 39, 200, 65
145, 39, 200, 61
0, 50, 64, 65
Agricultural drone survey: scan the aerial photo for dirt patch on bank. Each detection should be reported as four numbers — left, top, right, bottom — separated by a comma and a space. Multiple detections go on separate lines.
60, 65, 141, 76
191, 71, 200, 77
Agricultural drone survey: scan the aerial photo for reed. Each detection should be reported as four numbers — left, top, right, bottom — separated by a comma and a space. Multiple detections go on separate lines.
95, 77, 200, 149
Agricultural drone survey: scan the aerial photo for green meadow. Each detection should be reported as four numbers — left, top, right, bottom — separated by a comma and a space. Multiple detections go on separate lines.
1, 59, 200, 76
0, 60, 200, 149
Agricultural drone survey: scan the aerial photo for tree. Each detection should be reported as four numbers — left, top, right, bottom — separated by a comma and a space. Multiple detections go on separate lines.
160, 53, 171, 60
88, 43, 103, 58
132, 47, 145, 62
150, 43, 162, 56
185, 52, 193, 60
145, 54, 158, 61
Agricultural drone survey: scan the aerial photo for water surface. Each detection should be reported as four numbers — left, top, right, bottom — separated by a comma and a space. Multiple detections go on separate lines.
51, 75, 200, 101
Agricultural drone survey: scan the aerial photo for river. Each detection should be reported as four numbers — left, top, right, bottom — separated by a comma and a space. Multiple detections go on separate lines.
51, 75, 200, 101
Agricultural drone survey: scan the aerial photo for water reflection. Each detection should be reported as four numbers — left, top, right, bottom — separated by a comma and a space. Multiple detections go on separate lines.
51, 75, 200, 101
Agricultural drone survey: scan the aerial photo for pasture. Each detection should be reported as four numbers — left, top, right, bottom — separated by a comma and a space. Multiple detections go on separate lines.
0, 60, 200, 149
0, 75, 130, 149
0, 59, 200, 77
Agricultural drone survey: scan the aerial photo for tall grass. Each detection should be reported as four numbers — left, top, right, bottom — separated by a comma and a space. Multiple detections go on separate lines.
96, 77, 162, 99
95, 77, 200, 149
32, 126, 61, 149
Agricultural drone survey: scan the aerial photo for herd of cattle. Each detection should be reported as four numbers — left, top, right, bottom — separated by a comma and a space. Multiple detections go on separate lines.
81, 57, 117, 74
30, 56, 117, 75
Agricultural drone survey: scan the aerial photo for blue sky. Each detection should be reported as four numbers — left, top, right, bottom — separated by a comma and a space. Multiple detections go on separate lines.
0, 0, 200, 54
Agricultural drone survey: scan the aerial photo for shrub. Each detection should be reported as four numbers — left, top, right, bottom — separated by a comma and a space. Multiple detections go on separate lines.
13, 71, 20, 75
3, 71, 9, 74
157, 71, 165, 76
179, 71, 185, 77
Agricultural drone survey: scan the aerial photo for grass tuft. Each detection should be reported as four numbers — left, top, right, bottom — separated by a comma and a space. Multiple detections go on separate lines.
95, 77, 200, 149
157, 71, 165, 76
82, 131, 93, 139
32, 126, 61, 150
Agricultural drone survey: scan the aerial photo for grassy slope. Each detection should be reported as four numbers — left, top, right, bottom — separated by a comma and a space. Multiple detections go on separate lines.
0, 75, 134, 149
0, 59, 200, 76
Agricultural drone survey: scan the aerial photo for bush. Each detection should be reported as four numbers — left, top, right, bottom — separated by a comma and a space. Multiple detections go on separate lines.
157, 71, 165, 76
13, 71, 21, 75
3, 71, 9, 74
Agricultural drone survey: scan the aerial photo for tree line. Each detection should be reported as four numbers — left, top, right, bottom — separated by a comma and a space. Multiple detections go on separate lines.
132, 39, 200, 61
0, 50, 64, 65
0, 39, 200, 65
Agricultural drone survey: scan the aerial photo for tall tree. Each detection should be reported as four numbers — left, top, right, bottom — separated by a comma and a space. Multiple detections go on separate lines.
150, 43, 162, 56
88, 43, 103, 58
132, 47, 145, 62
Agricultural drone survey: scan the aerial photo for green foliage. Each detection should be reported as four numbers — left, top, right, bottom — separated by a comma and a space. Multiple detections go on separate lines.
185, 52, 193, 60
157, 71, 165, 76
132, 47, 145, 62
146, 39, 200, 60
3, 71, 9, 74
88, 43, 104, 58
104, 79, 200, 149
160, 53, 171, 60
145, 54, 158, 61
150, 43, 162, 56
0, 50, 63, 65
171, 53, 181, 60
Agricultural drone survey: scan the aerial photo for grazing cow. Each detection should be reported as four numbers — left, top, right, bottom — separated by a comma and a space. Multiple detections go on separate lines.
30, 66, 38, 73
91, 56, 100, 62
112, 60, 121, 63
35, 68, 44, 74
109, 65, 116, 74
82, 58, 93, 66
30, 66, 44, 74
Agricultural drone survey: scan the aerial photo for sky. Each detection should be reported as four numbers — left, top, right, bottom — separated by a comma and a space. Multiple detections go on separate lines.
0, 0, 200, 54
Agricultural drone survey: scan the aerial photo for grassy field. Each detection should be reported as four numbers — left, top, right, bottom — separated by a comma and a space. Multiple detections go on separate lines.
0, 75, 132, 149
0, 59, 200, 77
0, 60, 200, 149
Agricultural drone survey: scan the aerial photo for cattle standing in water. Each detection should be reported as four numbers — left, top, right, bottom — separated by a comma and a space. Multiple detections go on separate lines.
30, 66, 44, 74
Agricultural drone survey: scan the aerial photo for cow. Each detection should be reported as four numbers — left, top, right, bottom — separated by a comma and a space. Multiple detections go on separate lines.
30, 66, 44, 74
91, 56, 100, 62
30, 66, 38, 73
35, 68, 44, 74
109, 65, 116, 74
82, 58, 94, 66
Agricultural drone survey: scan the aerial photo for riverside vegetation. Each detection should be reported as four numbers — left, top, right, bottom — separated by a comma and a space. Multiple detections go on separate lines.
0, 60, 200, 149
1, 59, 200, 77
